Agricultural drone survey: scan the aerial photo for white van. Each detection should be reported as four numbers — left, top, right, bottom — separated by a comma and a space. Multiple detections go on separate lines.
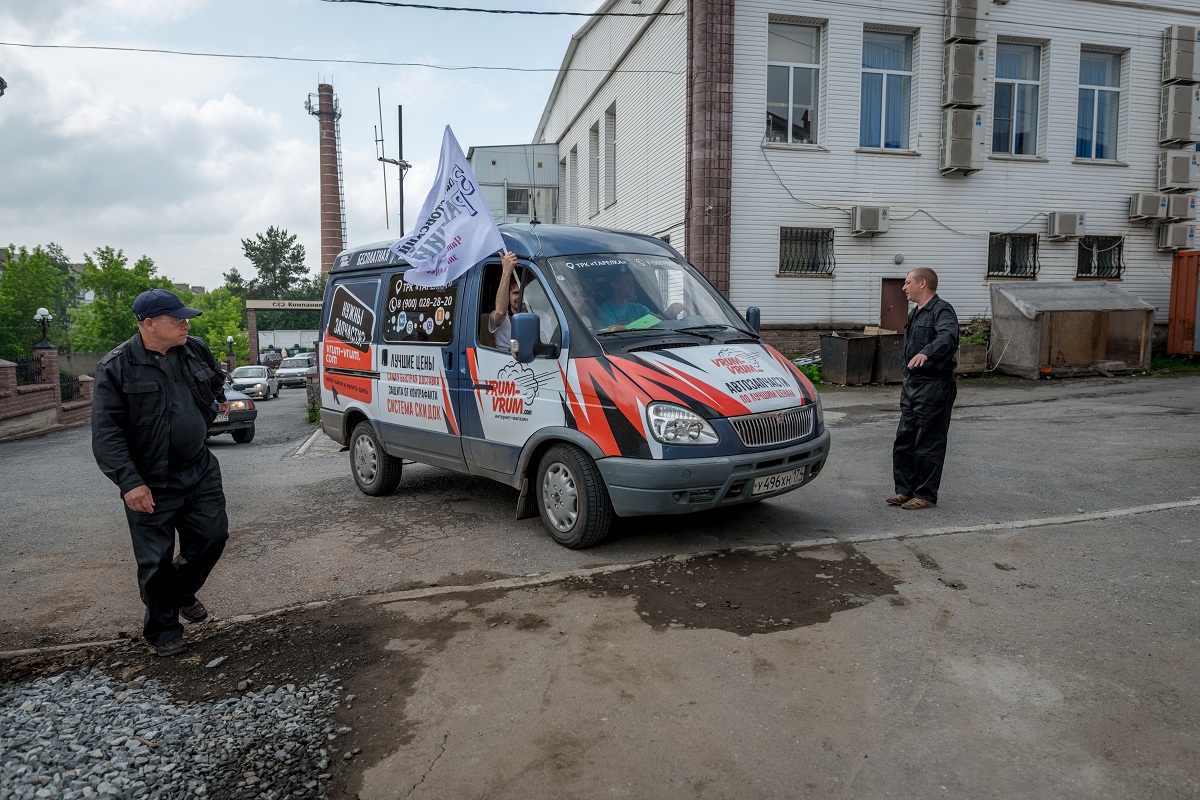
319, 224, 829, 548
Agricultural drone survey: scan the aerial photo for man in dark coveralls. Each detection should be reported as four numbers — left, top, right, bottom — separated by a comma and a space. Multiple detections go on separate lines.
92, 289, 230, 656
887, 268, 959, 510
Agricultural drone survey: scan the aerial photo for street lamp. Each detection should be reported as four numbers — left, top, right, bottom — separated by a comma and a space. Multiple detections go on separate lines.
226, 335, 235, 373
33, 308, 53, 348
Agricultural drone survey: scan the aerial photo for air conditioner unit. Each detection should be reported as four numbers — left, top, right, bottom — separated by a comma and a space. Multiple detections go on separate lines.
942, 43, 987, 108
1047, 212, 1086, 239
1159, 150, 1200, 192
1162, 25, 1200, 85
851, 206, 890, 236
944, 0, 985, 44
1158, 222, 1197, 250
1159, 85, 1200, 146
1166, 193, 1198, 221
1129, 193, 1168, 220
939, 108, 984, 175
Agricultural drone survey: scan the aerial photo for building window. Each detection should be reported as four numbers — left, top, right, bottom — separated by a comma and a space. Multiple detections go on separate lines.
1076, 49, 1122, 160
767, 22, 821, 144
779, 228, 835, 274
506, 187, 530, 217
993, 43, 1041, 156
568, 147, 578, 224
987, 233, 1039, 277
1077, 236, 1124, 279
860, 30, 913, 149
604, 104, 617, 207
588, 123, 600, 217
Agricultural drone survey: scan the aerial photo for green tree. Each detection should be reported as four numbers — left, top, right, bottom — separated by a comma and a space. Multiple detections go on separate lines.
183, 287, 248, 363
0, 245, 67, 360
69, 247, 171, 353
242, 227, 308, 299
240, 226, 325, 330
222, 266, 248, 297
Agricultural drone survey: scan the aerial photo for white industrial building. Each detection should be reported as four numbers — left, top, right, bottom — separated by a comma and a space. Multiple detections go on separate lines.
467, 144, 561, 225
531, 0, 1200, 332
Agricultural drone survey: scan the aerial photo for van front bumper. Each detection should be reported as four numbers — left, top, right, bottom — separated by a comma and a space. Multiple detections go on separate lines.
595, 428, 831, 517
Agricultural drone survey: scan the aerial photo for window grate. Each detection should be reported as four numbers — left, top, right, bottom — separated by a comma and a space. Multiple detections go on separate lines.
779, 227, 835, 275
731, 406, 815, 448
987, 233, 1039, 278
1077, 236, 1125, 279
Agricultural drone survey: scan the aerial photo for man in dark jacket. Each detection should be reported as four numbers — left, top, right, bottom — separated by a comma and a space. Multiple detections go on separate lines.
92, 289, 230, 656
888, 268, 959, 510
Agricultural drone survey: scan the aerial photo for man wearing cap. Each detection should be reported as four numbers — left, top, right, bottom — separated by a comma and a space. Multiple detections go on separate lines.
92, 289, 231, 656
887, 268, 959, 511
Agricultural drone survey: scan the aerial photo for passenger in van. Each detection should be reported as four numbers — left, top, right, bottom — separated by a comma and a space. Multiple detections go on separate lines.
484, 250, 556, 350
596, 265, 685, 330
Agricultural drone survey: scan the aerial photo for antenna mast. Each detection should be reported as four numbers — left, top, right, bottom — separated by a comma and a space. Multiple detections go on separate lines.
375, 91, 411, 234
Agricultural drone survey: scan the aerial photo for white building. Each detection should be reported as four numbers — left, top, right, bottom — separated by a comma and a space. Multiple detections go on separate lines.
534, 0, 1200, 332
467, 144, 562, 225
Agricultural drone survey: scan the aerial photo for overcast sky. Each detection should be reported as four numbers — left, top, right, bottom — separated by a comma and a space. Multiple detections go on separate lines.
0, 0, 589, 290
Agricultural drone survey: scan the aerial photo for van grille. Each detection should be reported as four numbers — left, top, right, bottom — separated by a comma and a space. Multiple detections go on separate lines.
730, 406, 814, 447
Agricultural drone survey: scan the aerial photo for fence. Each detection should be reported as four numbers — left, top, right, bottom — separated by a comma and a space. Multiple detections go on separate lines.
13, 356, 44, 386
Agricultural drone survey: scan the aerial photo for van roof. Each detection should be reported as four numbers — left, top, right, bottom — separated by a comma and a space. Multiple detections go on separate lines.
330, 224, 683, 274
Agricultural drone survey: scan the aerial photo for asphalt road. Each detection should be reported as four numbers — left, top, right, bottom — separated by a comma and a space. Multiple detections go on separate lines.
1, 374, 1197, 798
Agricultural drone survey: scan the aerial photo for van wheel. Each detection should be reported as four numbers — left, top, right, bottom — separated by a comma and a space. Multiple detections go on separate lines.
350, 421, 402, 496
232, 425, 255, 444
537, 444, 614, 549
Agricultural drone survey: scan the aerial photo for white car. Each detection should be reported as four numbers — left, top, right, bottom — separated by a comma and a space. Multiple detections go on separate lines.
228, 365, 279, 400
276, 354, 317, 388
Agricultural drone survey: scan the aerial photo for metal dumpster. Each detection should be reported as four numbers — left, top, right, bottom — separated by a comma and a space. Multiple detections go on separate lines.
820, 333, 877, 385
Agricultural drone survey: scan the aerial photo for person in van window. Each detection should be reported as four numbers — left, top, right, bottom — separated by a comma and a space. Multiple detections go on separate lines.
486, 250, 555, 349
888, 267, 959, 511
596, 265, 684, 330
91, 289, 231, 657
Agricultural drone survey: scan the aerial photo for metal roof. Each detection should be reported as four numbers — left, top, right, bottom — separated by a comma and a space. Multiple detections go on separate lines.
990, 282, 1156, 320
330, 224, 682, 273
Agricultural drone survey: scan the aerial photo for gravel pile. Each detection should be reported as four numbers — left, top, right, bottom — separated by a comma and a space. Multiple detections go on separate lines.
0, 668, 348, 799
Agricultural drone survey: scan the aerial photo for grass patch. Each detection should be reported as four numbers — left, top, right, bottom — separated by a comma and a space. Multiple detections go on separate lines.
305, 399, 322, 424
1151, 354, 1200, 374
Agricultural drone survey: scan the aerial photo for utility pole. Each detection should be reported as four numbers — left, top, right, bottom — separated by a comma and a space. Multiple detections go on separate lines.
376, 97, 410, 234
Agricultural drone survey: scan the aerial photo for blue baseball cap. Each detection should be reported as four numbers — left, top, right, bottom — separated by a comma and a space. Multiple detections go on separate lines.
132, 289, 202, 321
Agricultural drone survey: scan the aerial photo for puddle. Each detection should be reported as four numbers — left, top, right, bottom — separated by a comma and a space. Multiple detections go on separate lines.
562, 545, 899, 635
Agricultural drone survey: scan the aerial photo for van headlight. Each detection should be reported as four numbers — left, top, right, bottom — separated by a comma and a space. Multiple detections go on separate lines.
646, 402, 719, 445
813, 395, 824, 431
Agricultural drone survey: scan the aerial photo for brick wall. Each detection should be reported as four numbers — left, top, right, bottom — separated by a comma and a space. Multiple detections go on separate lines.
685, 0, 734, 294
0, 347, 94, 442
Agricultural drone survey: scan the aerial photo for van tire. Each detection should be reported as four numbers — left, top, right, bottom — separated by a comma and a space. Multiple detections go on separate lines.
536, 444, 614, 549
350, 421, 402, 496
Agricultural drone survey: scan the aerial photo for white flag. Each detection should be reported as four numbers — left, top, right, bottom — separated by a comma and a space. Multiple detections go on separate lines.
388, 125, 504, 288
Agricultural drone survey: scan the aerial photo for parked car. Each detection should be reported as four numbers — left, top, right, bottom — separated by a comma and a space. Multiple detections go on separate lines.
261, 351, 284, 369
228, 365, 279, 400
208, 382, 257, 443
276, 353, 317, 388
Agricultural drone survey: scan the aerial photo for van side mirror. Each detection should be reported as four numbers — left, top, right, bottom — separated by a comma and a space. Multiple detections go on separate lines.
511, 312, 539, 364
746, 307, 761, 333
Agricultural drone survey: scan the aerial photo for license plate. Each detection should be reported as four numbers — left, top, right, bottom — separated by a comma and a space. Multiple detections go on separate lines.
752, 467, 805, 496
214, 412, 228, 423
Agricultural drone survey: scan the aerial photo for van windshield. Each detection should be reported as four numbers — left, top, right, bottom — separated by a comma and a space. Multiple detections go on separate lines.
544, 253, 751, 336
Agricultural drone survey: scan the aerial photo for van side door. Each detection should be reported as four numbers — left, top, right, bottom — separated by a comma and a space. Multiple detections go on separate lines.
461, 259, 567, 478
374, 269, 467, 472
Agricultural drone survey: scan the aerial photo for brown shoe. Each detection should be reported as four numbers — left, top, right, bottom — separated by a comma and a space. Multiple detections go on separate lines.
886, 494, 912, 506
901, 498, 937, 510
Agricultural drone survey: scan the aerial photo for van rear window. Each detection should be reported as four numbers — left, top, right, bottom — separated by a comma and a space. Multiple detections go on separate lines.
382, 271, 456, 345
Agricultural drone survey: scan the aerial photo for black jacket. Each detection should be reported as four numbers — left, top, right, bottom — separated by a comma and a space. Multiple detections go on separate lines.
92, 333, 227, 495
904, 295, 959, 379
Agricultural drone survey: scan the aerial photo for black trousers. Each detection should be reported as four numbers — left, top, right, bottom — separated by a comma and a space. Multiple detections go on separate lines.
124, 456, 228, 645
892, 376, 957, 503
